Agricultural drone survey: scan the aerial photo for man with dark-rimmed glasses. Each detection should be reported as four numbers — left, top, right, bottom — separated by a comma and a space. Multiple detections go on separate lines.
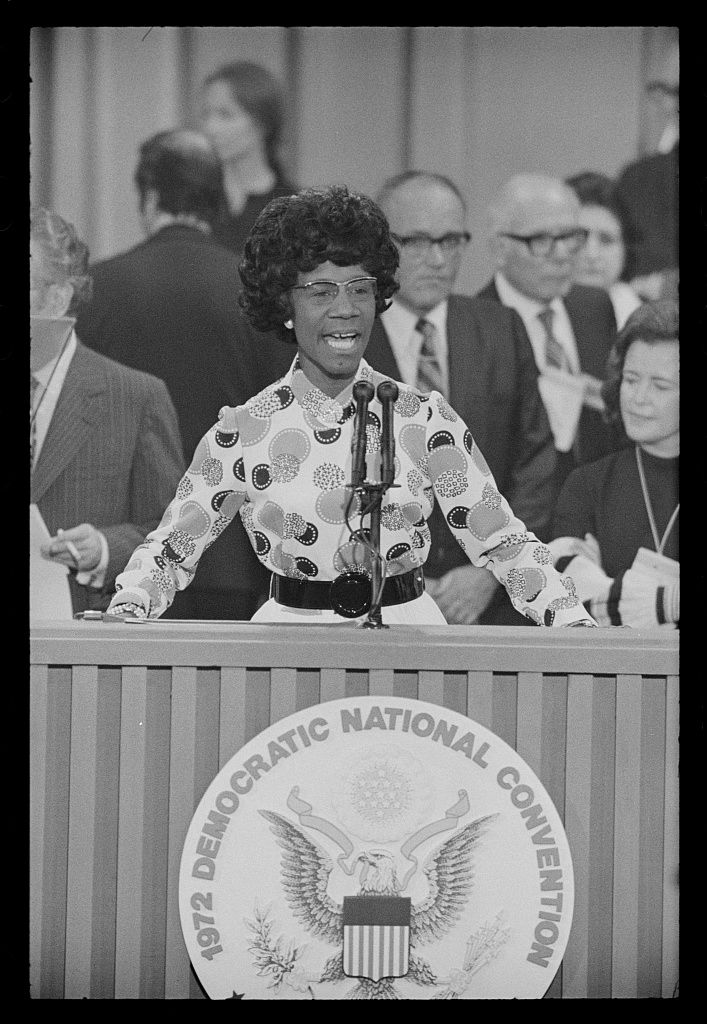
478, 173, 618, 486
366, 170, 557, 627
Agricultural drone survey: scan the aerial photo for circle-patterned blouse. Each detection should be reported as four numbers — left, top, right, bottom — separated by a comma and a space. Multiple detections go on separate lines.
110, 356, 585, 625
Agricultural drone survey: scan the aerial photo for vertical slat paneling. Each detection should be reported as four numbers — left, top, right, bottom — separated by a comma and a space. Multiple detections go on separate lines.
561, 675, 595, 998
636, 678, 666, 997
245, 669, 272, 742
218, 667, 247, 769
320, 668, 346, 703
515, 672, 544, 775
296, 668, 322, 709
661, 675, 679, 998
164, 667, 197, 999
369, 669, 395, 696
587, 676, 616, 998
466, 670, 494, 729
141, 668, 172, 999
37, 666, 72, 998
64, 665, 99, 999
418, 669, 444, 706
270, 668, 297, 724
29, 664, 49, 1000
442, 671, 467, 716
90, 668, 121, 998
115, 666, 148, 998
612, 674, 642, 998
392, 670, 418, 700
491, 673, 518, 749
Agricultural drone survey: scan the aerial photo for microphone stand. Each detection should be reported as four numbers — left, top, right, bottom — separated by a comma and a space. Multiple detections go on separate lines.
359, 380, 399, 630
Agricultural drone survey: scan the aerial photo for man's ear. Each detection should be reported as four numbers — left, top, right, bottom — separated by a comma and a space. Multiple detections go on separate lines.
47, 281, 74, 318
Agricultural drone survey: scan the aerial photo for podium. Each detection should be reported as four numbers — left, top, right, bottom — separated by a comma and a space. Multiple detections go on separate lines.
30, 620, 678, 999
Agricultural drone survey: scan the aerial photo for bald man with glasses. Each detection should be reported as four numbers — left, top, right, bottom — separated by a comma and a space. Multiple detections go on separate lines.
478, 173, 618, 485
367, 170, 557, 626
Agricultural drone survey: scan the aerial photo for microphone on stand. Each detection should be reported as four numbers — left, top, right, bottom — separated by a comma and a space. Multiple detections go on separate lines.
376, 380, 399, 488
350, 380, 374, 487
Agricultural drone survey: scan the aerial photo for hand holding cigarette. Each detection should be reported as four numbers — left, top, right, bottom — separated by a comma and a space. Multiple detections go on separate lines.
41, 522, 103, 572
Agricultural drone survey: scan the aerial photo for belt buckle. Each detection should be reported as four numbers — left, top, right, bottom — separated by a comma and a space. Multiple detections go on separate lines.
330, 571, 372, 619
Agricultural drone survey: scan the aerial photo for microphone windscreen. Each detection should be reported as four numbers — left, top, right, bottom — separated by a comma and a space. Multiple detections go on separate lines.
353, 380, 374, 402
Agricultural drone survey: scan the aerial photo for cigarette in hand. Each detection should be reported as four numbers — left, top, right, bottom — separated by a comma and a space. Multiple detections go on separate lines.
57, 528, 81, 567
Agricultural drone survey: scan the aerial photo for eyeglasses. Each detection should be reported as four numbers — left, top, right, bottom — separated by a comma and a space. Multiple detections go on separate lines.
291, 276, 378, 305
391, 232, 471, 257
501, 229, 589, 258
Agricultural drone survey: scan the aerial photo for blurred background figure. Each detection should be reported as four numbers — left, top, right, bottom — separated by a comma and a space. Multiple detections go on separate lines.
549, 300, 679, 628
481, 173, 618, 486
565, 170, 642, 329
200, 60, 295, 258
31, 206, 185, 615
75, 129, 291, 620
370, 171, 556, 626
613, 36, 679, 302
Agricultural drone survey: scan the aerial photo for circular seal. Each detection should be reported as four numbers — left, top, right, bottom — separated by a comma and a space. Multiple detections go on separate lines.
179, 697, 574, 1000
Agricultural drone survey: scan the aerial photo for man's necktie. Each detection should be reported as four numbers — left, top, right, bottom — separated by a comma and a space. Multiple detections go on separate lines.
30, 372, 39, 471
537, 307, 569, 372
415, 318, 445, 395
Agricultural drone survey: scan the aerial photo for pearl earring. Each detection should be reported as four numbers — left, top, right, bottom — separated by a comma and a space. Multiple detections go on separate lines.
284, 319, 294, 330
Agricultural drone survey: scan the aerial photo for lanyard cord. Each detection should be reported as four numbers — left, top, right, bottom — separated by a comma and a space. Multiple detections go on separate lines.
635, 445, 679, 556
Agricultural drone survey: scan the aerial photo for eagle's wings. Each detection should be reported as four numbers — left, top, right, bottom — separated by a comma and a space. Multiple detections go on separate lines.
258, 809, 343, 944
411, 814, 498, 945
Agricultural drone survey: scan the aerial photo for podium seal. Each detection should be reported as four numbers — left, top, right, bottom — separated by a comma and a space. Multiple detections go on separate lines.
179, 696, 574, 999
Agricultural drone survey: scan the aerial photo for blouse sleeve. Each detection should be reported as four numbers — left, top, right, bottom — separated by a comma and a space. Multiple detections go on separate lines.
107, 406, 249, 618
423, 392, 593, 626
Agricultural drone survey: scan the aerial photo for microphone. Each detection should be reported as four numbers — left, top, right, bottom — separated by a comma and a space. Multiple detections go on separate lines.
350, 380, 375, 487
377, 380, 399, 487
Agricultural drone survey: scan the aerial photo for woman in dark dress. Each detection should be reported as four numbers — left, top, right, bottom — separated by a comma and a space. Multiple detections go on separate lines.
549, 300, 679, 627
200, 61, 295, 258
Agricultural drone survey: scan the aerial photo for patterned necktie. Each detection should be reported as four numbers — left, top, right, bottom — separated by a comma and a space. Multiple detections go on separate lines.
537, 307, 569, 372
415, 318, 445, 395
30, 372, 39, 471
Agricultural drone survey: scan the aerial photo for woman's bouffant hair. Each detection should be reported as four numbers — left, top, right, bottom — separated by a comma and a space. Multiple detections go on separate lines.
238, 184, 400, 342
30, 206, 93, 313
601, 299, 679, 429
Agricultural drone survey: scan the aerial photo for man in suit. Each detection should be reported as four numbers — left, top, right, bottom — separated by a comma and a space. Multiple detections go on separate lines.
370, 171, 557, 625
478, 173, 618, 483
76, 129, 292, 619
31, 207, 185, 615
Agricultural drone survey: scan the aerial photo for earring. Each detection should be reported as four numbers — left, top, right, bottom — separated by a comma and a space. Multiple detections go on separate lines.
284, 319, 294, 330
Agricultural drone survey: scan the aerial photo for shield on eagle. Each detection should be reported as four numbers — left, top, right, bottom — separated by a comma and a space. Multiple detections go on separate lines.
343, 896, 411, 981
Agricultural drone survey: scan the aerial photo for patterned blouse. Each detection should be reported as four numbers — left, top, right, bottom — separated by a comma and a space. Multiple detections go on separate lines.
109, 356, 589, 625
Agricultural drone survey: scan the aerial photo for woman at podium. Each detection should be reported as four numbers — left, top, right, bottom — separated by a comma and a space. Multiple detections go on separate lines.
107, 186, 595, 627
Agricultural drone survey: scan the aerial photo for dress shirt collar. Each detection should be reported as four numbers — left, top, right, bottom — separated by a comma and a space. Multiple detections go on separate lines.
34, 327, 77, 398
494, 272, 564, 320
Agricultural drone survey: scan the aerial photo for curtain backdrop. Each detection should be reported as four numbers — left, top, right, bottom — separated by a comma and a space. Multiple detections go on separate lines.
29, 25, 674, 296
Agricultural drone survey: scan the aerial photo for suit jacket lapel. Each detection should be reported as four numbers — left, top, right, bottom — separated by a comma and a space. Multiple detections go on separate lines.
445, 295, 486, 411
365, 318, 403, 380
31, 343, 106, 503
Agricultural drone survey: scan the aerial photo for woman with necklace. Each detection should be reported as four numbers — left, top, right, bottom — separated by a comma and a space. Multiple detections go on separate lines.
549, 300, 679, 627
199, 61, 295, 260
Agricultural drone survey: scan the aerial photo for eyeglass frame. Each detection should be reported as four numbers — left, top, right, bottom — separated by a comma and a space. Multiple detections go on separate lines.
390, 231, 472, 256
290, 276, 379, 304
500, 228, 590, 258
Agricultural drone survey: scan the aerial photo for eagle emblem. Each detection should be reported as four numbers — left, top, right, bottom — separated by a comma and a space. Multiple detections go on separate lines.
247, 784, 507, 999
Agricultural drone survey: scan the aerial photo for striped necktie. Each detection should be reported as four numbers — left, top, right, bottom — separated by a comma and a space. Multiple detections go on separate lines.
415, 318, 445, 395
30, 372, 39, 471
537, 306, 570, 372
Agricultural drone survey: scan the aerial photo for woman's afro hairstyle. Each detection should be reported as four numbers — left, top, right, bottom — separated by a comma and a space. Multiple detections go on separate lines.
238, 184, 399, 342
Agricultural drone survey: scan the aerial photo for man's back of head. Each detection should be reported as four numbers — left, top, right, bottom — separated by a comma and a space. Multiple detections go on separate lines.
376, 170, 470, 317
135, 129, 226, 235
487, 173, 585, 303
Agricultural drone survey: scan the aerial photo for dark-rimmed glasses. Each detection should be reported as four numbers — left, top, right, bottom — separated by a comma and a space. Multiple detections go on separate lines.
391, 232, 471, 257
501, 229, 589, 258
291, 276, 378, 305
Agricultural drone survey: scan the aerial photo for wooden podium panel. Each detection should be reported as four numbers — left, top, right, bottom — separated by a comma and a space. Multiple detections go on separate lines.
30, 621, 679, 999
